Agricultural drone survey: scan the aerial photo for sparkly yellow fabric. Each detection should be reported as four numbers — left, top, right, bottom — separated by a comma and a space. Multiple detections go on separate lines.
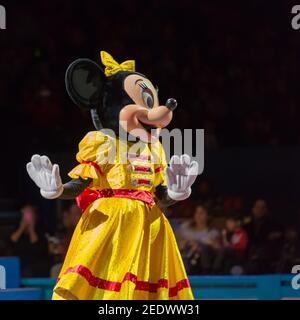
100, 51, 135, 77
53, 131, 193, 300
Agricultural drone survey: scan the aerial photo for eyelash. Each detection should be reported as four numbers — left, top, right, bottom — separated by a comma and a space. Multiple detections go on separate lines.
138, 82, 149, 90
138, 81, 155, 108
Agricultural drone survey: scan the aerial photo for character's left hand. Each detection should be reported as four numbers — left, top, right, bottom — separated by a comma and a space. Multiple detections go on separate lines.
165, 154, 198, 201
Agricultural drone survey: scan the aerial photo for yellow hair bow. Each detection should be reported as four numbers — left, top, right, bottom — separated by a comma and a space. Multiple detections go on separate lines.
100, 51, 135, 77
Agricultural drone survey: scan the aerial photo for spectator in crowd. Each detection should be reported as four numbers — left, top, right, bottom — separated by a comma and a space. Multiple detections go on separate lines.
9, 204, 50, 277
213, 214, 248, 274
177, 205, 220, 274
244, 199, 283, 274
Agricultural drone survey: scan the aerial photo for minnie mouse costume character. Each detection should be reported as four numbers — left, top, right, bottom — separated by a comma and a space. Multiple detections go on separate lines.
26, 51, 198, 300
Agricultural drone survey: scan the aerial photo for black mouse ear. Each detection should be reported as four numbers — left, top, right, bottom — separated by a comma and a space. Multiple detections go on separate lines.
65, 58, 105, 111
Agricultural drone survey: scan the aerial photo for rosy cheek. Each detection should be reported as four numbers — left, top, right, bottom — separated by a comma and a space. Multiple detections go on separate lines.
119, 106, 136, 124
119, 105, 147, 130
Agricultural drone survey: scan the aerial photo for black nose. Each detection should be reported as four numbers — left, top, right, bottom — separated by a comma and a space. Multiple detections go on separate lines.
165, 98, 177, 111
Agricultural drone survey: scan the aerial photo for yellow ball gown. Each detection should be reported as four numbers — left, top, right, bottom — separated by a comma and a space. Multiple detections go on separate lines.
52, 131, 194, 300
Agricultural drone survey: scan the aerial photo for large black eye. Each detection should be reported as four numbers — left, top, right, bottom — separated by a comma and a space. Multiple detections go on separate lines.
142, 89, 154, 108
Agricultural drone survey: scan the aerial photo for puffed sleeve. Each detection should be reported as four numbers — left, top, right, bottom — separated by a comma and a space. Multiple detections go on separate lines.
68, 131, 111, 181
153, 141, 168, 187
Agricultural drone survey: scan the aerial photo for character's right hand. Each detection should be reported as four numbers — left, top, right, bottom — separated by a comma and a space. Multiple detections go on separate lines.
26, 155, 63, 199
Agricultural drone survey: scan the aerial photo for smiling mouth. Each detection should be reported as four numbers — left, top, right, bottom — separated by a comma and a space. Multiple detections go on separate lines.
139, 121, 157, 133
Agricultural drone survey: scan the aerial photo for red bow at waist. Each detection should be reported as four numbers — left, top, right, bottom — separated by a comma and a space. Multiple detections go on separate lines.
76, 188, 155, 212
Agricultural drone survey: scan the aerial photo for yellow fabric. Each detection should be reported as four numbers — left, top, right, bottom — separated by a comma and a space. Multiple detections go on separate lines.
68, 131, 167, 192
53, 131, 193, 300
68, 131, 112, 183
68, 164, 99, 181
100, 51, 135, 77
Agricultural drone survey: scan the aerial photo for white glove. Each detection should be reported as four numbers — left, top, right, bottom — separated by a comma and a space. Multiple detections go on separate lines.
164, 154, 198, 201
26, 155, 63, 199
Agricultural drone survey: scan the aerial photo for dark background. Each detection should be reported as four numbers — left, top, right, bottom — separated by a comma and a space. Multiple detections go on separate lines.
0, 0, 299, 228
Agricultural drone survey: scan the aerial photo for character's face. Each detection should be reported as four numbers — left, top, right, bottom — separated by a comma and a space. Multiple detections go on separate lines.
194, 206, 208, 224
65, 58, 177, 143
226, 218, 240, 232
119, 74, 174, 143
21, 205, 37, 227
252, 199, 267, 218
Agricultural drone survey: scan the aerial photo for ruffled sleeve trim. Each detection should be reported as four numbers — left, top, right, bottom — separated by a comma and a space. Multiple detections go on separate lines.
68, 131, 109, 181
68, 161, 101, 180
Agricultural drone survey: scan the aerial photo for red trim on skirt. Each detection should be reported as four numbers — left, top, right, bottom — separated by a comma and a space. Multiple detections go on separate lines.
59, 265, 190, 298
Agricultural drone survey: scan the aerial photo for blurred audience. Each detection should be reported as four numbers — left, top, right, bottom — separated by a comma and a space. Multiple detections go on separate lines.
9, 204, 50, 277
214, 214, 248, 275
173, 197, 298, 276
177, 205, 221, 274
0, 202, 81, 278
277, 226, 300, 273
